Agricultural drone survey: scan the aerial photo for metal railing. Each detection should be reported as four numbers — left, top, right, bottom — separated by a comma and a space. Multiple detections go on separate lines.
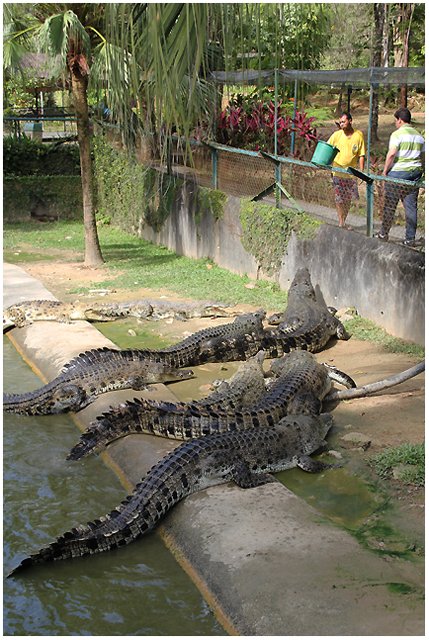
167, 137, 425, 239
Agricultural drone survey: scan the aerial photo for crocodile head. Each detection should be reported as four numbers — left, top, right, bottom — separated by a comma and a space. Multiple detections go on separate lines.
3, 305, 24, 330
231, 309, 266, 330
144, 364, 195, 384
287, 267, 317, 301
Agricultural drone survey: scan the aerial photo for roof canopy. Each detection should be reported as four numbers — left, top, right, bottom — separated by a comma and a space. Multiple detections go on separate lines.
210, 67, 425, 88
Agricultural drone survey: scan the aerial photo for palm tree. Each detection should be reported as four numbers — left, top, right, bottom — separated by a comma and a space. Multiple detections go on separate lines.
4, 4, 105, 266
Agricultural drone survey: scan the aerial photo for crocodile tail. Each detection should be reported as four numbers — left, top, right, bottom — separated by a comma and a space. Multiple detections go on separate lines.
67, 398, 149, 459
9, 440, 203, 576
7, 497, 154, 576
67, 396, 183, 460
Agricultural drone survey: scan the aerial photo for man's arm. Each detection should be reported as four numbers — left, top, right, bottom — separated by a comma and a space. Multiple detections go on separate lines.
383, 146, 398, 176
359, 155, 365, 171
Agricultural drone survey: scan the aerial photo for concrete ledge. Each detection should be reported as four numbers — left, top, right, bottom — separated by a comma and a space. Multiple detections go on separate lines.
136, 184, 425, 344
4, 263, 424, 635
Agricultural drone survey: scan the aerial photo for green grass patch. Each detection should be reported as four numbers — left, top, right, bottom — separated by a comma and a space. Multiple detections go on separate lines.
370, 444, 425, 487
3, 221, 287, 308
4, 220, 85, 254
344, 316, 424, 359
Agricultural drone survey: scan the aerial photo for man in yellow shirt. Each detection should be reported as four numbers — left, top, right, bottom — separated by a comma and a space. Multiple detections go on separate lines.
327, 112, 366, 228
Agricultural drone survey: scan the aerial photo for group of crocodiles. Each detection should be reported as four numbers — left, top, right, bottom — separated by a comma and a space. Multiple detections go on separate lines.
3, 298, 237, 331
4, 267, 417, 576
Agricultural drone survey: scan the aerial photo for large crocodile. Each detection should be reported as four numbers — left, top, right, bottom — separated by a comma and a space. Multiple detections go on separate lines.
3, 354, 194, 416
3, 311, 266, 415
255, 267, 349, 356
68, 350, 355, 460
8, 412, 335, 576
3, 298, 236, 331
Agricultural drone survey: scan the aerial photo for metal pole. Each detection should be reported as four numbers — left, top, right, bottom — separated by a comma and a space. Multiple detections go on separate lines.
274, 68, 278, 157
366, 181, 374, 238
290, 78, 298, 155
274, 68, 281, 207
212, 148, 218, 189
366, 83, 375, 236
367, 84, 374, 172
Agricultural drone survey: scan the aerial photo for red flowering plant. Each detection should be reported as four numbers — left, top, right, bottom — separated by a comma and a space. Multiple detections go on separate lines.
214, 90, 319, 160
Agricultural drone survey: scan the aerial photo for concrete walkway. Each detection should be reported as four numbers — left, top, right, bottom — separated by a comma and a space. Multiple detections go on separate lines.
3, 263, 424, 635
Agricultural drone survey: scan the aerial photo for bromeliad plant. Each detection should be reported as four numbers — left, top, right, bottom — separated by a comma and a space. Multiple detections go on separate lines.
215, 91, 319, 159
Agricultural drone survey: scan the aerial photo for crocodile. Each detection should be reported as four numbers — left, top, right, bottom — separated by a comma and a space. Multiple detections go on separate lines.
2, 311, 266, 415
67, 350, 355, 460
3, 298, 236, 331
3, 353, 194, 416
8, 412, 335, 576
257, 267, 350, 353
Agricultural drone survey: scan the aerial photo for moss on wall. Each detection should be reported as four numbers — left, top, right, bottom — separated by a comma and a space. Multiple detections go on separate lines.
194, 187, 226, 224
239, 198, 321, 275
93, 136, 182, 232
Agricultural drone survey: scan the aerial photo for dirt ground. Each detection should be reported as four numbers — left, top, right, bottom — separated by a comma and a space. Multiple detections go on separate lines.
16, 258, 425, 549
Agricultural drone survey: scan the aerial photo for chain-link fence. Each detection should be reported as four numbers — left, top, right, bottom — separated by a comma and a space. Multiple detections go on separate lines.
167, 136, 425, 244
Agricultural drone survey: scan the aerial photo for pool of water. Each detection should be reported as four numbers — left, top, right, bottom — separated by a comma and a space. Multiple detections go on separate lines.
3, 337, 225, 636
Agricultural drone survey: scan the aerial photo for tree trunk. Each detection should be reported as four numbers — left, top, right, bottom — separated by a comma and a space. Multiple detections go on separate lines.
370, 4, 384, 142
381, 3, 391, 66
392, 3, 414, 108
71, 70, 104, 267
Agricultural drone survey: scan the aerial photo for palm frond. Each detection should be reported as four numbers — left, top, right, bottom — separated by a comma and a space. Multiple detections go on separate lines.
38, 9, 91, 69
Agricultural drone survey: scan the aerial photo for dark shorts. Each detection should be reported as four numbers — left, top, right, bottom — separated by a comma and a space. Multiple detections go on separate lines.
332, 177, 359, 204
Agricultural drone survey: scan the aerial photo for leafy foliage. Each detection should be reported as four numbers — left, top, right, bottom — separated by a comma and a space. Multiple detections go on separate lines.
3, 136, 81, 176
4, 176, 83, 222
215, 90, 319, 159
93, 135, 182, 232
239, 199, 321, 276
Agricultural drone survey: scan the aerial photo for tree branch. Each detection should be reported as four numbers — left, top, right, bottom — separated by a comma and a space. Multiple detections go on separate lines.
325, 361, 424, 402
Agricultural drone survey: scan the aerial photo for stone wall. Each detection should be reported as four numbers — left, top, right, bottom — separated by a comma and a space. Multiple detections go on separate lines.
138, 179, 425, 345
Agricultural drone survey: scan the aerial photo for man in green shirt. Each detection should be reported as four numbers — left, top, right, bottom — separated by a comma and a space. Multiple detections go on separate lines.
376, 108, 425, 247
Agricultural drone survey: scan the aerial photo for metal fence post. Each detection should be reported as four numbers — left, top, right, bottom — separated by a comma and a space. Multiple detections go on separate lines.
274, 68, 281, 207
366, 180, 374, 237
290, 78, 298, 156
212, 147, 218, 189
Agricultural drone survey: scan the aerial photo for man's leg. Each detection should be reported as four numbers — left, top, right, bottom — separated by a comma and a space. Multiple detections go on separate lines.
337, 199, 351, 227
402, 185, 419, 242
334, 178, 351, 227
379, 179, 401, 238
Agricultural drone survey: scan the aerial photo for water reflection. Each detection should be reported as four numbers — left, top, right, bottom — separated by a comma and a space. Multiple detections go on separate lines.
3, 338, 225, 636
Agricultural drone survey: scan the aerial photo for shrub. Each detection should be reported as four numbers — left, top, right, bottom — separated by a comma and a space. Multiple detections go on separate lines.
3, 136, 80, 176
214, 90, 319, 160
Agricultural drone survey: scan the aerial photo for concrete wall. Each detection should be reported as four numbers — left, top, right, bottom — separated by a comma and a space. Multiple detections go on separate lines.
138, 180, 425, 345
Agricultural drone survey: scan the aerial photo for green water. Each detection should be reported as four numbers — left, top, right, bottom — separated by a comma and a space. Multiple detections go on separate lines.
278, 465, 382, 529
3, 338, 225, 636
93, 319, 172, 350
